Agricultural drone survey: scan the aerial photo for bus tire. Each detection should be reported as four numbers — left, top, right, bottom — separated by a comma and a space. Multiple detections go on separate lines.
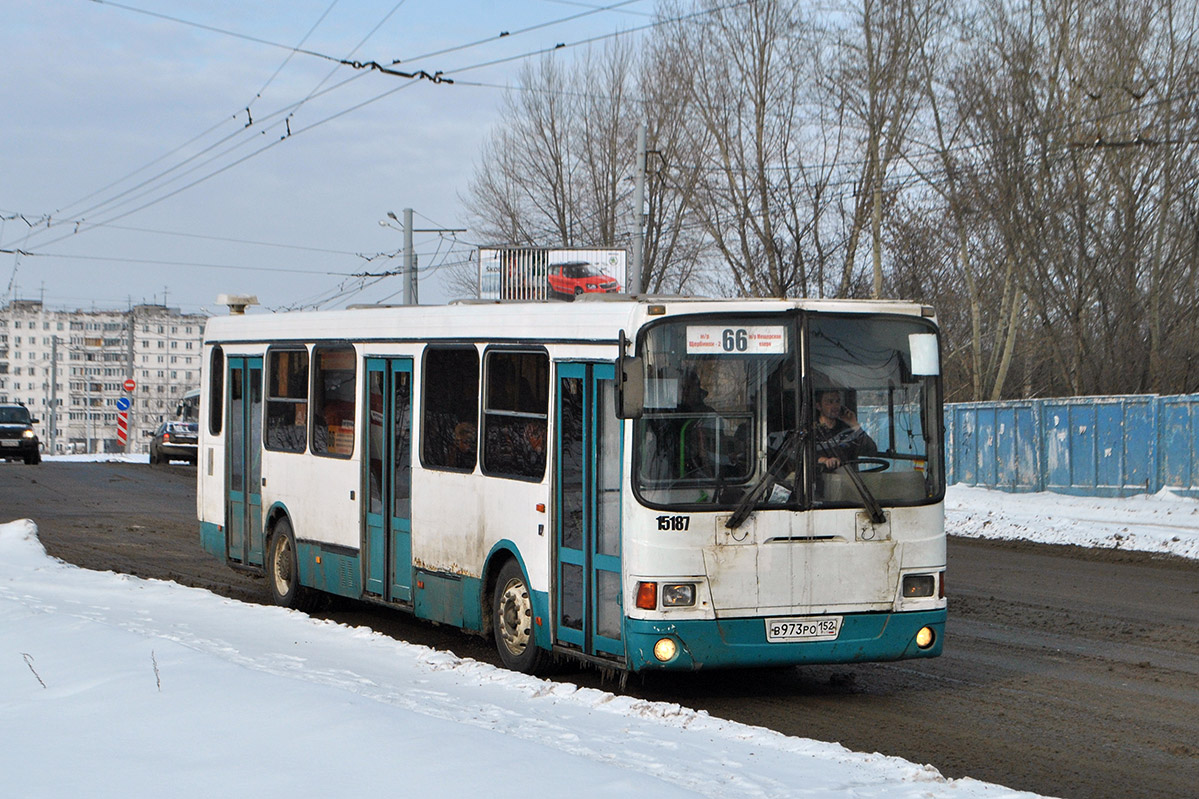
492, 559, 544, 674
267, 517, 319, 612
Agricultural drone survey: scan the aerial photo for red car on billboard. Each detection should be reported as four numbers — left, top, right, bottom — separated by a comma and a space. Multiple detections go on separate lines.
547, 261, 622, 298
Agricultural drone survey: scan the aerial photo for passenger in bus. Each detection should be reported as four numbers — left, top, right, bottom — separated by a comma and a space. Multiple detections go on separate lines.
522, 419, 547, 474
447, 421, 477, 469
814, 388, 877, 471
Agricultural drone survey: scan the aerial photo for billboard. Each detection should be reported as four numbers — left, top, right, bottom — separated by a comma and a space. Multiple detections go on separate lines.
478, 248, 627, 301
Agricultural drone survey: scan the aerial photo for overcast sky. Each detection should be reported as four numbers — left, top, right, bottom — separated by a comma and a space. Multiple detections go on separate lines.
1, 0, 656, 314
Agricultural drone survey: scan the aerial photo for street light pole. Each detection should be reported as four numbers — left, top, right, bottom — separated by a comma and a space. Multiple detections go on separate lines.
382, 210, 467, 305
403, 208, 415, 306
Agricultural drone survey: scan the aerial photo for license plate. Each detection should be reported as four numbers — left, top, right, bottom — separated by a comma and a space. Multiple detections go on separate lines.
0, 439, 19, 446
765, 615, 843, 643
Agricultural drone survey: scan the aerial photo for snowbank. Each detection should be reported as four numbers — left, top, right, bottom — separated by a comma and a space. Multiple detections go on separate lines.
0, 519, 1039, 798
946, 485, 1199, 560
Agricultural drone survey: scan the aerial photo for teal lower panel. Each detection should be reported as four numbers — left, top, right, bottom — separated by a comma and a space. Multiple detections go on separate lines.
200, 522, 224, 560
412, 571, 488, 634
624, 609, 946, 672
409, 569, 550, 642
296, 542, 362, 599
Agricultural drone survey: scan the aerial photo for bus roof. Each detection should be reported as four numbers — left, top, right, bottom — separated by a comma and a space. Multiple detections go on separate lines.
202, 297, 933, 345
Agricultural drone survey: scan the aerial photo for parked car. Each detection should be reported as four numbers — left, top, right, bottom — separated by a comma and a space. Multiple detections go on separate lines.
547, 261, 621, 298
147, 420, 198, 465
0, 403, 41, 465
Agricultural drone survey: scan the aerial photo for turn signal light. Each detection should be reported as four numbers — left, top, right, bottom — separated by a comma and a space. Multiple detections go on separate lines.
635, 581, 657, 610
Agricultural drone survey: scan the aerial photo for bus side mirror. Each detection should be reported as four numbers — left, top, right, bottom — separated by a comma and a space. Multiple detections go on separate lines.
616, 355, 644, 419
615, 329, 643, 419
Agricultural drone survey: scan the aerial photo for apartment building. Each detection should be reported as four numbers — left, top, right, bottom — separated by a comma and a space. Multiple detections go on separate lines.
0, 299, 206, 454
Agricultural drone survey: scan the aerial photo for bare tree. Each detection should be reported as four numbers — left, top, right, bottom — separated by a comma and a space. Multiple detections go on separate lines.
829, 0, 942, 298
460, 38, 710, 297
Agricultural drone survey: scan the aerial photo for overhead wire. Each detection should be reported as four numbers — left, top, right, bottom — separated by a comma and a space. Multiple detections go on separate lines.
8, 0, 662, 256
52, 1, 345, 222
14, 0, 788, 308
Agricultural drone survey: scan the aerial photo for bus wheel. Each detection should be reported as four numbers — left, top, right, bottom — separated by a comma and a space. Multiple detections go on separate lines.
492, 560, 543, 674
268, 518, 318, 612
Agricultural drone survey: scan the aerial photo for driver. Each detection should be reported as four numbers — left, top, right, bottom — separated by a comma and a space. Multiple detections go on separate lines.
814, 388, 877, 471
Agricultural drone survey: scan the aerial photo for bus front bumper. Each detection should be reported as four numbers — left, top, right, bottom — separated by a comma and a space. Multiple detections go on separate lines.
624, 609, 945, 672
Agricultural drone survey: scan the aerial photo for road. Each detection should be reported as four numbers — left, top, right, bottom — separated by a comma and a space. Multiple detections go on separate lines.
3, 461, 1197, 799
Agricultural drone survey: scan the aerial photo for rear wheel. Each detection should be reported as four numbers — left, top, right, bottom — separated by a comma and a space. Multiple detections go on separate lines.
268, 518, 319, 612
492, 560, 544, 674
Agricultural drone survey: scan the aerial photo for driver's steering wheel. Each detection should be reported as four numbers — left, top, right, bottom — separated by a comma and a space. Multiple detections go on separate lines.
837, 457, 890, 473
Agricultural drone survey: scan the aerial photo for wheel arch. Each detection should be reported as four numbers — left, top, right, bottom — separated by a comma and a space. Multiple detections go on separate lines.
263, 501, 294, 546
481, 541, 550, 651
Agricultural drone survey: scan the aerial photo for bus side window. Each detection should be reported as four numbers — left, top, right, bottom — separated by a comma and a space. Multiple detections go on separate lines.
482, 350, 548, 480
422, 347, 479, 470
208, 346, 223, 436
265, 348, 309, 453
311, 344, 356, 458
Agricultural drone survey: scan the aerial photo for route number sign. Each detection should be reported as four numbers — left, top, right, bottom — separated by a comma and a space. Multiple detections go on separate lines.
686, 325, 787, 355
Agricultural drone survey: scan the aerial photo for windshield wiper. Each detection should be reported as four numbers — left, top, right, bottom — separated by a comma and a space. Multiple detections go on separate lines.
836, 463, 887, 525
814, 430, 887, 525
725, 430, 801, 530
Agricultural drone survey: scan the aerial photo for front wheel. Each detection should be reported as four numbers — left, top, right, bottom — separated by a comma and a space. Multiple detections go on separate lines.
267, 518, 319, 612
492, 560, 544, 674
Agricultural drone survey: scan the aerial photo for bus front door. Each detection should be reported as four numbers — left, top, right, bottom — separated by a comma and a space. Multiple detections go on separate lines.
363, 358, 414, 604
226, 356, 264, 567
555, 362, 623, 661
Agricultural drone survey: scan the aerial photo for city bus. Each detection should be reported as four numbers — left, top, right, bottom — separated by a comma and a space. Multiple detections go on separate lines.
197, 296, 946, 674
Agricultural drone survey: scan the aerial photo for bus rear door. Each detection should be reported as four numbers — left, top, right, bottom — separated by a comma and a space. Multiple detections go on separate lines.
226, 356, 264, 567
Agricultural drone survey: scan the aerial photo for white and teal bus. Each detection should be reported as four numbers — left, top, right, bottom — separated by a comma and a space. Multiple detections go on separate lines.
197, 296, 946, 673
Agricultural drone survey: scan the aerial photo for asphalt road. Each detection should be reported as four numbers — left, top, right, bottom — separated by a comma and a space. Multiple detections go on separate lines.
3, 460, 1197, 799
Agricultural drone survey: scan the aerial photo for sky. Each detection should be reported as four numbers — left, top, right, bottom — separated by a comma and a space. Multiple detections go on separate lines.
0, 0, 660, 315
3, 465, 1197, 797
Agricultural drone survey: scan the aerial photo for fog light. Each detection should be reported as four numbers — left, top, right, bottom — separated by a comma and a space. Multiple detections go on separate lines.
903, 574, 935, 598
661, 583, 696, 607
915, 626, 936, 649
653, 637, 678, 662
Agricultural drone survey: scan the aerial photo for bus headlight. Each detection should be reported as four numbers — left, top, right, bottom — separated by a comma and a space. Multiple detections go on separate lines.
915, 626, 936, 649
653, 637, 678, 662
902, 574, 935, 598
661, 583, 696, 607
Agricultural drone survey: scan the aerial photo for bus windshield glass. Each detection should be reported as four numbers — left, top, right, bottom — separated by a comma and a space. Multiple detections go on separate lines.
633, 313, 943, 513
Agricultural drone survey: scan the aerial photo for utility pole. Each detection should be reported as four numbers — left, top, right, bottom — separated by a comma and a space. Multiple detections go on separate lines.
403, 208, 415, 306
49, 336, 58, 455
630, 125, 647, 295
126, 305, 137, 450
384, 210, 466, 305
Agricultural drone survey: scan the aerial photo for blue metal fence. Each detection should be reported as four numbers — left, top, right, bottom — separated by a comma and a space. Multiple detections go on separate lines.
947, 394, 1199, 497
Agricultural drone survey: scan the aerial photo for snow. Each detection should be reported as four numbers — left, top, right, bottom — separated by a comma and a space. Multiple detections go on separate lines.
0, 518, 1041, 799
5, 461, 1197, 797
946, 484, 1199, 560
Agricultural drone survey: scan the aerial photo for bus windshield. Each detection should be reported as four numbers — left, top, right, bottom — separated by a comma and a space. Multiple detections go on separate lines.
633, 313, 943, 513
